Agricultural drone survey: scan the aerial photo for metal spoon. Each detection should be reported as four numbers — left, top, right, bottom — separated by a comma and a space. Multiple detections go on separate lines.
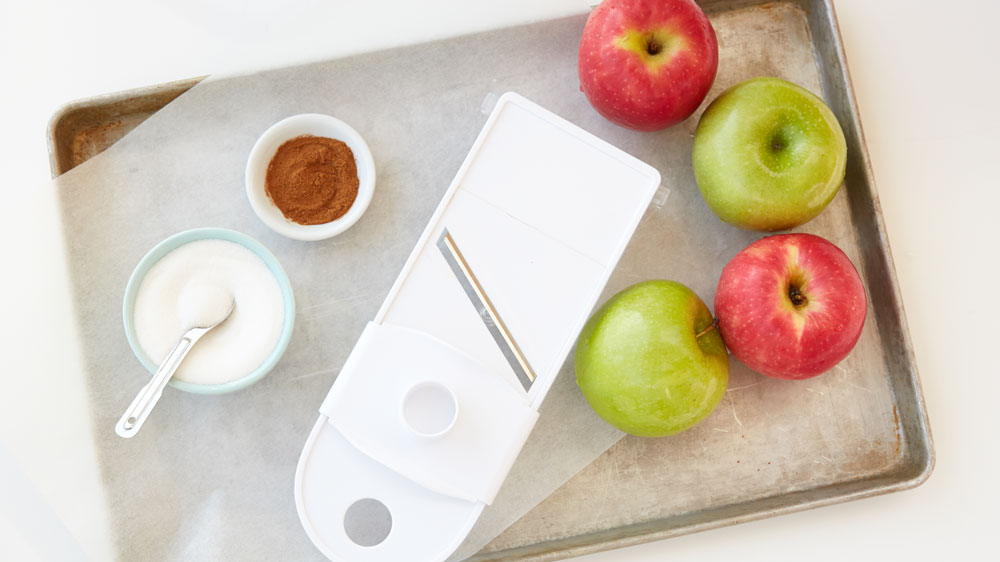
115, 297, 235, 438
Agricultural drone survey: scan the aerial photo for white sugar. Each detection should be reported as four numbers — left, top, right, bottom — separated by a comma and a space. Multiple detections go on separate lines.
133, 239, 285, 385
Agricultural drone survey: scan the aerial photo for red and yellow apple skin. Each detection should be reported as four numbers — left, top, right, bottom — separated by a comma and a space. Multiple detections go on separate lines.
578, 0, 719, 131
714, 234, 867, 380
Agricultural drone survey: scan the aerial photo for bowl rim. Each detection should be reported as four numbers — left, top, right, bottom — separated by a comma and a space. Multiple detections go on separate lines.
245, 113, 376, 241
122, 227, 296, 394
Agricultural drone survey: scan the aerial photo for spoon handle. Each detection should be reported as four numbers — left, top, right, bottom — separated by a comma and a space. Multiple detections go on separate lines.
115, 327, 207, 438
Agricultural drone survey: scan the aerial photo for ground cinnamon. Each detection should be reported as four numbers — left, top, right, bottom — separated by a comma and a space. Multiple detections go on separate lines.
265, 135, 359, 225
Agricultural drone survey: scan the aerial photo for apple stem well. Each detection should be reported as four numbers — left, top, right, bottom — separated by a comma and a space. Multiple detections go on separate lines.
788, 284, 808, 308
645, 35, 662, 56
695, 318, 719, 339
615, 30, 679, 65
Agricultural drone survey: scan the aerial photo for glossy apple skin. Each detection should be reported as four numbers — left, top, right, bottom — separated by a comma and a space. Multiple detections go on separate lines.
575, 280, 729, 437
693, 77, 847, 231
578, 0, 718, 131
714, 233, 866, 380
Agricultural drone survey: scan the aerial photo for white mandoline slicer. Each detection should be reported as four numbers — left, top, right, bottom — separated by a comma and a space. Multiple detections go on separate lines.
294, 92, 660, 562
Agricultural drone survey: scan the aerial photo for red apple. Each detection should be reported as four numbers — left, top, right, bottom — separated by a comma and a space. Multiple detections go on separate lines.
578, 0, 718, 131
714, 233, 867, 380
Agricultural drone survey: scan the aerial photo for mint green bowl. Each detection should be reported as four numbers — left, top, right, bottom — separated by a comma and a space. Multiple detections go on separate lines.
122, 228, 295, 394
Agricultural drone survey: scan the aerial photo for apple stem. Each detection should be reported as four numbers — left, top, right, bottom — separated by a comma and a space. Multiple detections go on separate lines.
695, 318, 719, 340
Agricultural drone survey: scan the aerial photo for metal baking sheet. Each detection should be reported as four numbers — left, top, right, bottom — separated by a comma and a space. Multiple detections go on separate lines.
48, 76, 204, 177
48, 1, 932, 560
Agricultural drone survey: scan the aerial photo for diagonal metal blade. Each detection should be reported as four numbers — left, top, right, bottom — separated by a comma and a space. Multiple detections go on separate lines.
437, 229, 536, 391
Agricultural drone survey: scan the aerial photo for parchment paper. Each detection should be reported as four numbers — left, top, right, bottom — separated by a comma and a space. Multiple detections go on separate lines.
55, 14, 621, 561
54, 9, 897, 562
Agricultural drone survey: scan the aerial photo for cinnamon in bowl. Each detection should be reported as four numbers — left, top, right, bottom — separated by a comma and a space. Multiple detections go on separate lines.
265, 135, 359, 225
245, 113, 376, 242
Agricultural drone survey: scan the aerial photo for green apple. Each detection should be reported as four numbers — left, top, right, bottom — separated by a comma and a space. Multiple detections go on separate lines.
575, 280, 729, 437
692, 77, 847, 231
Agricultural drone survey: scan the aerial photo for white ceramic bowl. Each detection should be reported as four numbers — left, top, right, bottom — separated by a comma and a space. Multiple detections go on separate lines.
246, 113, 375, 241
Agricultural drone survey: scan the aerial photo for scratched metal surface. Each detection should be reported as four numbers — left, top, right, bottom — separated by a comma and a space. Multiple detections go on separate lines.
49, 1, 932, 560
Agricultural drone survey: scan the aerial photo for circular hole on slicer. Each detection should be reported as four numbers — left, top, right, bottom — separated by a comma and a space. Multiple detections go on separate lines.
344, 498, 392, 547
401, 381, 458, 438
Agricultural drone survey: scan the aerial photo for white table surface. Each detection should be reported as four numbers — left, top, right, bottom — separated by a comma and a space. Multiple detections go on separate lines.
2, 0, 997, 560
